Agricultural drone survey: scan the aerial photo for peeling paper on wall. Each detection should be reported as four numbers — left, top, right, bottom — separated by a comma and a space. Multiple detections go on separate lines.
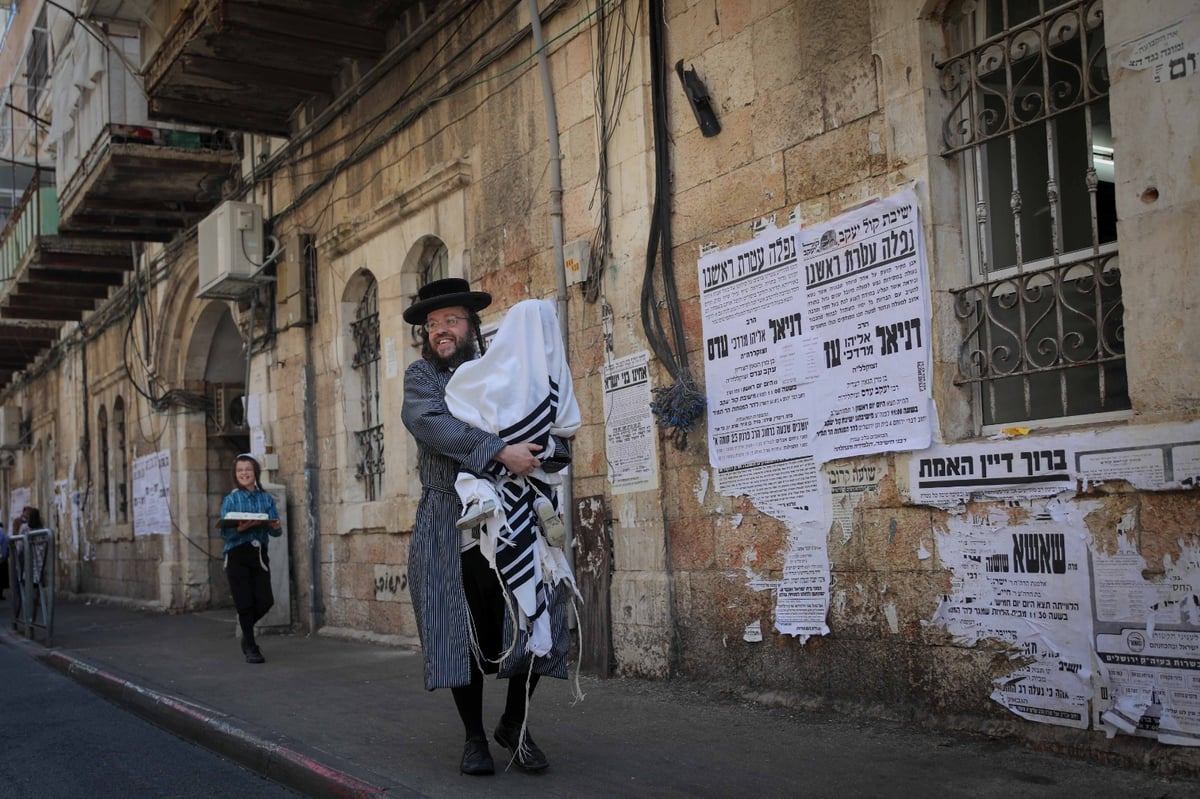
743, 620, 763, 642
1093, 533, 1200, 745
825, 460, 882, 544
931, 509, 1094, 729
773, 519, 832, 642
716, 458, 830, 643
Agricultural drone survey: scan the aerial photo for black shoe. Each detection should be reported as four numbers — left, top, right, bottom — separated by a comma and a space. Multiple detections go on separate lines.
460, 737, 495, 775
493, 721, 549, 772
245, 646, 265, 664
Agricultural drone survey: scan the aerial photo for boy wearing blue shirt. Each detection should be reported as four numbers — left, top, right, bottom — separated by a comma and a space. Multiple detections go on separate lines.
219, 454, 282, 663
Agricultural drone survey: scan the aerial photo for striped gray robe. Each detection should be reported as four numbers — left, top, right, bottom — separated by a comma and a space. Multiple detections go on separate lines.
402, 356, 571, 690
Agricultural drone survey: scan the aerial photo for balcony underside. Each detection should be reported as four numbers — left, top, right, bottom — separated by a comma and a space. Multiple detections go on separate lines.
144, 0, 424, 135
0, 321, 61, 382
0, 237, 134, 324
59, 141, 240, 242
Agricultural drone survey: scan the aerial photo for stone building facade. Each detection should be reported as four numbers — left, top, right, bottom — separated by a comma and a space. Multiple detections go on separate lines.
0, 0, 1197, 768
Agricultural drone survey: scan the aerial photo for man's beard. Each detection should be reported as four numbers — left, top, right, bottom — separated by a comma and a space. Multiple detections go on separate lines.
431, 336, 477, 370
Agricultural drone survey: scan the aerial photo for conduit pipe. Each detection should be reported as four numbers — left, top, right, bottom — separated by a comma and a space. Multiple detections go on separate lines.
525, 0, 574, 556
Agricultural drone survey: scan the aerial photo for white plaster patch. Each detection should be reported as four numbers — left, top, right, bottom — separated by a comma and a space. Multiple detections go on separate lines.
619, 495, 638, 529
694, 468, 710, 505
917, 540, 931, 560
730, 513, 744, 528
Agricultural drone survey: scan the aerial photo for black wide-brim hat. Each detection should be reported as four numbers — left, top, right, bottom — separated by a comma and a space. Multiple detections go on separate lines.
403, 277, 492, 325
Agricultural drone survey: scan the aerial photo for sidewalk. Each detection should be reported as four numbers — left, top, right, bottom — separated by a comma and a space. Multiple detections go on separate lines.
3, 597, 1198, 799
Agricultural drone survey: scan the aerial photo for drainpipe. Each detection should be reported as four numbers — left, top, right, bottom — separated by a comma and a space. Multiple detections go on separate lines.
303, 298, 325, 630
525, 0, 574, 555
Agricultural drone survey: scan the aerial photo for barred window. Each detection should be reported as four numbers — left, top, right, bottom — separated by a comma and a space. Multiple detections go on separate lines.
419, 239, 448, 287
98, 405, 110, 517
940, 0, 1128, 426
351, 276, 383, 500
114, 397, 128, 523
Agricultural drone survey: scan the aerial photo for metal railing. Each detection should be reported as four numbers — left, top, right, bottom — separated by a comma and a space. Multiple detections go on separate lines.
0, 168, 58, 283
8, 527, 55, 644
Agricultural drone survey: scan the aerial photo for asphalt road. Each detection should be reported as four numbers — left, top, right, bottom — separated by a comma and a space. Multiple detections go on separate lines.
0, 643, 298, 799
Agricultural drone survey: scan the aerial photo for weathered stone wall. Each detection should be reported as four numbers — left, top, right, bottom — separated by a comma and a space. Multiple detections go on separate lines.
650, 0, 1200, 762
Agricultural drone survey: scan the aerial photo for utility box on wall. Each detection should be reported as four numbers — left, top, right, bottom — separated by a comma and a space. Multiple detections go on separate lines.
564, 239, 591, 286
0, 407, 22, 449
197, 201, 264, 299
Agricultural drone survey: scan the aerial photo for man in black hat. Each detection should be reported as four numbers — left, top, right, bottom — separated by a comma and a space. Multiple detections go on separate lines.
401, 277, 572, 776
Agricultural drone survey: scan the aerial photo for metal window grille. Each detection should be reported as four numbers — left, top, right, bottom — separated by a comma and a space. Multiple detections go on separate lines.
114, 398, 128, 522
302, 234, 319, 324
939, 0, 1128, 426
98, 406, 110, 517
420, 240, 448, 287
351, 279, 383, 500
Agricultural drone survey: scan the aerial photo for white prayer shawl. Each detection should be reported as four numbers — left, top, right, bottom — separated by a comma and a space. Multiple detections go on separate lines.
446, 299, 581, 658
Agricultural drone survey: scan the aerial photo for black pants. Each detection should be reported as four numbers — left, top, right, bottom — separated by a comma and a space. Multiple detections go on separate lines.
225, 542, 273, 643
460, 546, 509, 673
452, 547, 539, 739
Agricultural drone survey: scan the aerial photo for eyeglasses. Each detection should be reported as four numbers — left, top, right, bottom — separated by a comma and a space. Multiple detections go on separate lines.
423, 315, 467, 333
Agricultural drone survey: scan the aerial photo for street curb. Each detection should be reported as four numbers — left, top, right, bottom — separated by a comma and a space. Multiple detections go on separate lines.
2, 631, 404, 798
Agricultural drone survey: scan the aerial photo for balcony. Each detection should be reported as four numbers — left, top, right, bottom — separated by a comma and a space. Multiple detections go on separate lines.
138, 0, 425, 136
0, 170, 132, 334
51, 29, 239, 242
58, 123, 239, 242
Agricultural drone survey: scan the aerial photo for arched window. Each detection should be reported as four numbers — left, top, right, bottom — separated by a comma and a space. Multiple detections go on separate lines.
419, 239, 449, 287
98, 405, 110, 518
351, 276, 383, 500
114, 397, 128, 523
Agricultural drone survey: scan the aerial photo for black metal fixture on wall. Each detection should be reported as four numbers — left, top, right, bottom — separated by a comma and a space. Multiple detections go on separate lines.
675, 61, 720, 137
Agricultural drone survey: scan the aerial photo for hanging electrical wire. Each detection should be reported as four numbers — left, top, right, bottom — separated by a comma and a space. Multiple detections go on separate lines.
583, 0, 641, 305
642, 0, 705, 449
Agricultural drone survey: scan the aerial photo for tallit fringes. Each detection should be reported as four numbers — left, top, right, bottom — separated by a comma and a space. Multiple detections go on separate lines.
569, 593, 586, 705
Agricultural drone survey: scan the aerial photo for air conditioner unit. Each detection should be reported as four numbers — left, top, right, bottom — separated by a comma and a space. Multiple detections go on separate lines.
0, 406, 21, 449
208, 384, 248, 436
197, 201, 265, 300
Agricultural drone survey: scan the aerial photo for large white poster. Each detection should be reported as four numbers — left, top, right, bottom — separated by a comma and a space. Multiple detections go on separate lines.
699, 226, 813, 469
132, 450, 171, 536
9, 486, 30, 527
696, 190, 935, 644
800, 190, 932, 465
932, 508, 1094, 728
602, 350, 659, 495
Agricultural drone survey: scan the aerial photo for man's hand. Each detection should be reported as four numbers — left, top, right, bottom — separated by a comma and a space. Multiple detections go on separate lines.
495, 443, 544, 476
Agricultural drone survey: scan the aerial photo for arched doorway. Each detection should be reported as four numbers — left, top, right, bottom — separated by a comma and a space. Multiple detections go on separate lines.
196, 303, 248, 604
